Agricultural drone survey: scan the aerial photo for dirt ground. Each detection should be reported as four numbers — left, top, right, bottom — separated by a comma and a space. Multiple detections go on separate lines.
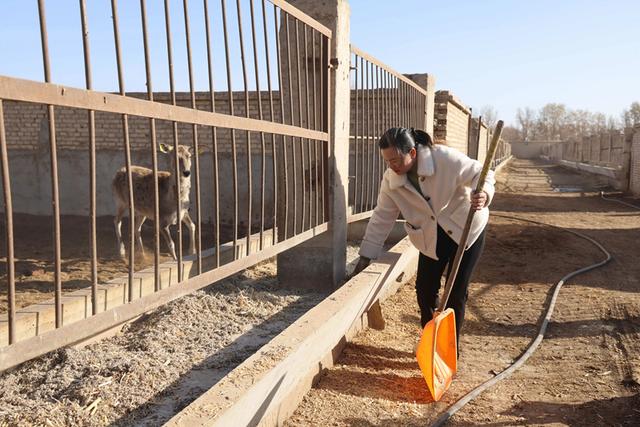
286, 159, 640, 426
0, 214, 241, 313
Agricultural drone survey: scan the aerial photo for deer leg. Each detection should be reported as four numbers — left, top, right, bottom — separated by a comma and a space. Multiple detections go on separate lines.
134, 215, 147, 258
114, 203, 127, 259
181, 211, 196, 255
161, 226, 177, 260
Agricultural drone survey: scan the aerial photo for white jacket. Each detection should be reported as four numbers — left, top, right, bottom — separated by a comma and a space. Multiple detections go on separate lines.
359, 144, 495, 261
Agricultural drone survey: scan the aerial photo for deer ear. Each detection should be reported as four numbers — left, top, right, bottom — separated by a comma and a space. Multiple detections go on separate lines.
158, 143, 174, 153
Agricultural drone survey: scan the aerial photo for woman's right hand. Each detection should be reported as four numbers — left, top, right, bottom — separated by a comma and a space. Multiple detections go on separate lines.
349, 256, 371, 280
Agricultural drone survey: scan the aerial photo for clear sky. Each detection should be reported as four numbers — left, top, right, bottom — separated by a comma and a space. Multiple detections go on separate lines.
0, 1, 638, 126
349, 0, 640, 125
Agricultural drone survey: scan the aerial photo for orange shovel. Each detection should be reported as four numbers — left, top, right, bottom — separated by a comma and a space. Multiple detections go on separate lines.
416, 120, 504, 401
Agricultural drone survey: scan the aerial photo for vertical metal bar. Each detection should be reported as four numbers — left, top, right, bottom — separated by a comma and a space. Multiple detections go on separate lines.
140, 0, 161, 291
412, 86, 416, 128
394, 76, 402, 127
398, 81, 403, 126
359, 55, 365, 213
414, 87, 418, 128
294, 19, 305, 233
371, 64, 377, 209
249, 0, 266, 250
0, 101, 16, 343
379, 71, 383, 186
402, 81, 407, 127
37, 0, 63, 327
381, 70, 385, 134
476, 116, 483, 161
365, 60, 371, 212
372, 64, 377, 210
111, 0, 135, 303
163, 0, 183, 282
370, 62, 376, 210
273, 5, 288, 240
407, 83, 410, 127
362, 59, 368, 212
78, 0, 98, 312
304, 24, 312, 231
415, 89, 420, 129
183, 0, 202, 274
382, 71, 388, 187
406, 83, 410, 128
375, 65, 381, 204
220, 0, 239, 255
261, 0, 277, 244
466, 108, 473, 157
203, 0, 220, 267
284, 14, 297, 236
409, 84, 413, 128
386, 71, 390, 132
404, 83, 413, 127
403, 80, 407, 127
353, 53, 359, 215
321, 35, 327, 223
312, 29, 319, 225
235, 0, 252, 256
391, 75, 396, 127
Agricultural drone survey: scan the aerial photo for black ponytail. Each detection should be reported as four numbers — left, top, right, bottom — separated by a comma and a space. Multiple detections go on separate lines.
378, 127, 433, 154
411, 128, 433, 147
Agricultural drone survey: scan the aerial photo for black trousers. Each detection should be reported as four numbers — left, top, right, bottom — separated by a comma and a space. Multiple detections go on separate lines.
415, 224, 486, 343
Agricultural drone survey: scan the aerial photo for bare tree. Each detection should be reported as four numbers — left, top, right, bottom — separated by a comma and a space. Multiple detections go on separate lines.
501, 125, 521, 142
515, 103, 628, 142
479, 105, 498, 129
537, 103, 567, 141
516, 107, 536, 141
622, 102, 640, 127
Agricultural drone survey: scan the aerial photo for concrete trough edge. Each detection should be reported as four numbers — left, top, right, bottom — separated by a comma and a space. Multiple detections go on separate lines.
557, 159, 620, 179
166, 235, 419, 427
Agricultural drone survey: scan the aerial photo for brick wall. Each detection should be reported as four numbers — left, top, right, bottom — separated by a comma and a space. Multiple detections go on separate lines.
3, 91, 284, 154
434, 90, 471, 155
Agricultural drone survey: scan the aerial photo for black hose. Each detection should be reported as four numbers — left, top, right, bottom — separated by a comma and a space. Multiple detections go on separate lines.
600, 191, 640, 209
430, 212, 614, 426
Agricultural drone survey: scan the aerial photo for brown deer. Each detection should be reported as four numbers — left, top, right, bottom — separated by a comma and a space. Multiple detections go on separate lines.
112, 144, 196, 260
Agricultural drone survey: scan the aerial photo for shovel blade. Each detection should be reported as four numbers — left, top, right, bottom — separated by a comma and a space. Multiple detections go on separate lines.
415, 308, 457, 401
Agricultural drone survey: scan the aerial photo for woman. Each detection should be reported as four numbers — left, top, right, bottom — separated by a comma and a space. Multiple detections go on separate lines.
352, 127, 495, 352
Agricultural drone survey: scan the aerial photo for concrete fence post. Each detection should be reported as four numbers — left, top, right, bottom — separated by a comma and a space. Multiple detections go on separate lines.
621, 127, 635, 191
276, 0, 351, 290
630, 126, 640, 196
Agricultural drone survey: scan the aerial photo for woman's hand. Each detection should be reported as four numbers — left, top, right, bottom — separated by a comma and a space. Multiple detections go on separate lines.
471, 191, 488, 211
348, 256, 371, 280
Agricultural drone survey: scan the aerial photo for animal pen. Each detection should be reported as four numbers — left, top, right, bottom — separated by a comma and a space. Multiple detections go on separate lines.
0, 0, 431, 379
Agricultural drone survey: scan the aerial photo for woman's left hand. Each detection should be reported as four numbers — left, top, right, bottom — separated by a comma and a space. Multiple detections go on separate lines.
471, 191, 488, 211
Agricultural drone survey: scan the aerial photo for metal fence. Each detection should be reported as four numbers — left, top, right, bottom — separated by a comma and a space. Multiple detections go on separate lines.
0, 0, 331, 371
0, 0, 495, 372
347, 46, 427, 221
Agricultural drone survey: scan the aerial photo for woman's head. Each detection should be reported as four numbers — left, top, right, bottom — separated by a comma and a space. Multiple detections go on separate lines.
378, 128, 433, 175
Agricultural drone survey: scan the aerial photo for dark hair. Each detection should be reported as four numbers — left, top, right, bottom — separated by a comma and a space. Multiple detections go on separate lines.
378, 127, 433, 154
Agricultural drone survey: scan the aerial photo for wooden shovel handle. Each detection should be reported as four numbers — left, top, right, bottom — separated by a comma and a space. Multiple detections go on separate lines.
437, 120, 504, 313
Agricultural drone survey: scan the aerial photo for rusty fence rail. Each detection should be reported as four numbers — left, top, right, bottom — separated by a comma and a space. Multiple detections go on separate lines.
492, 137, 511, 169
347, 45, 427, 222
0, 0, 331, 371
